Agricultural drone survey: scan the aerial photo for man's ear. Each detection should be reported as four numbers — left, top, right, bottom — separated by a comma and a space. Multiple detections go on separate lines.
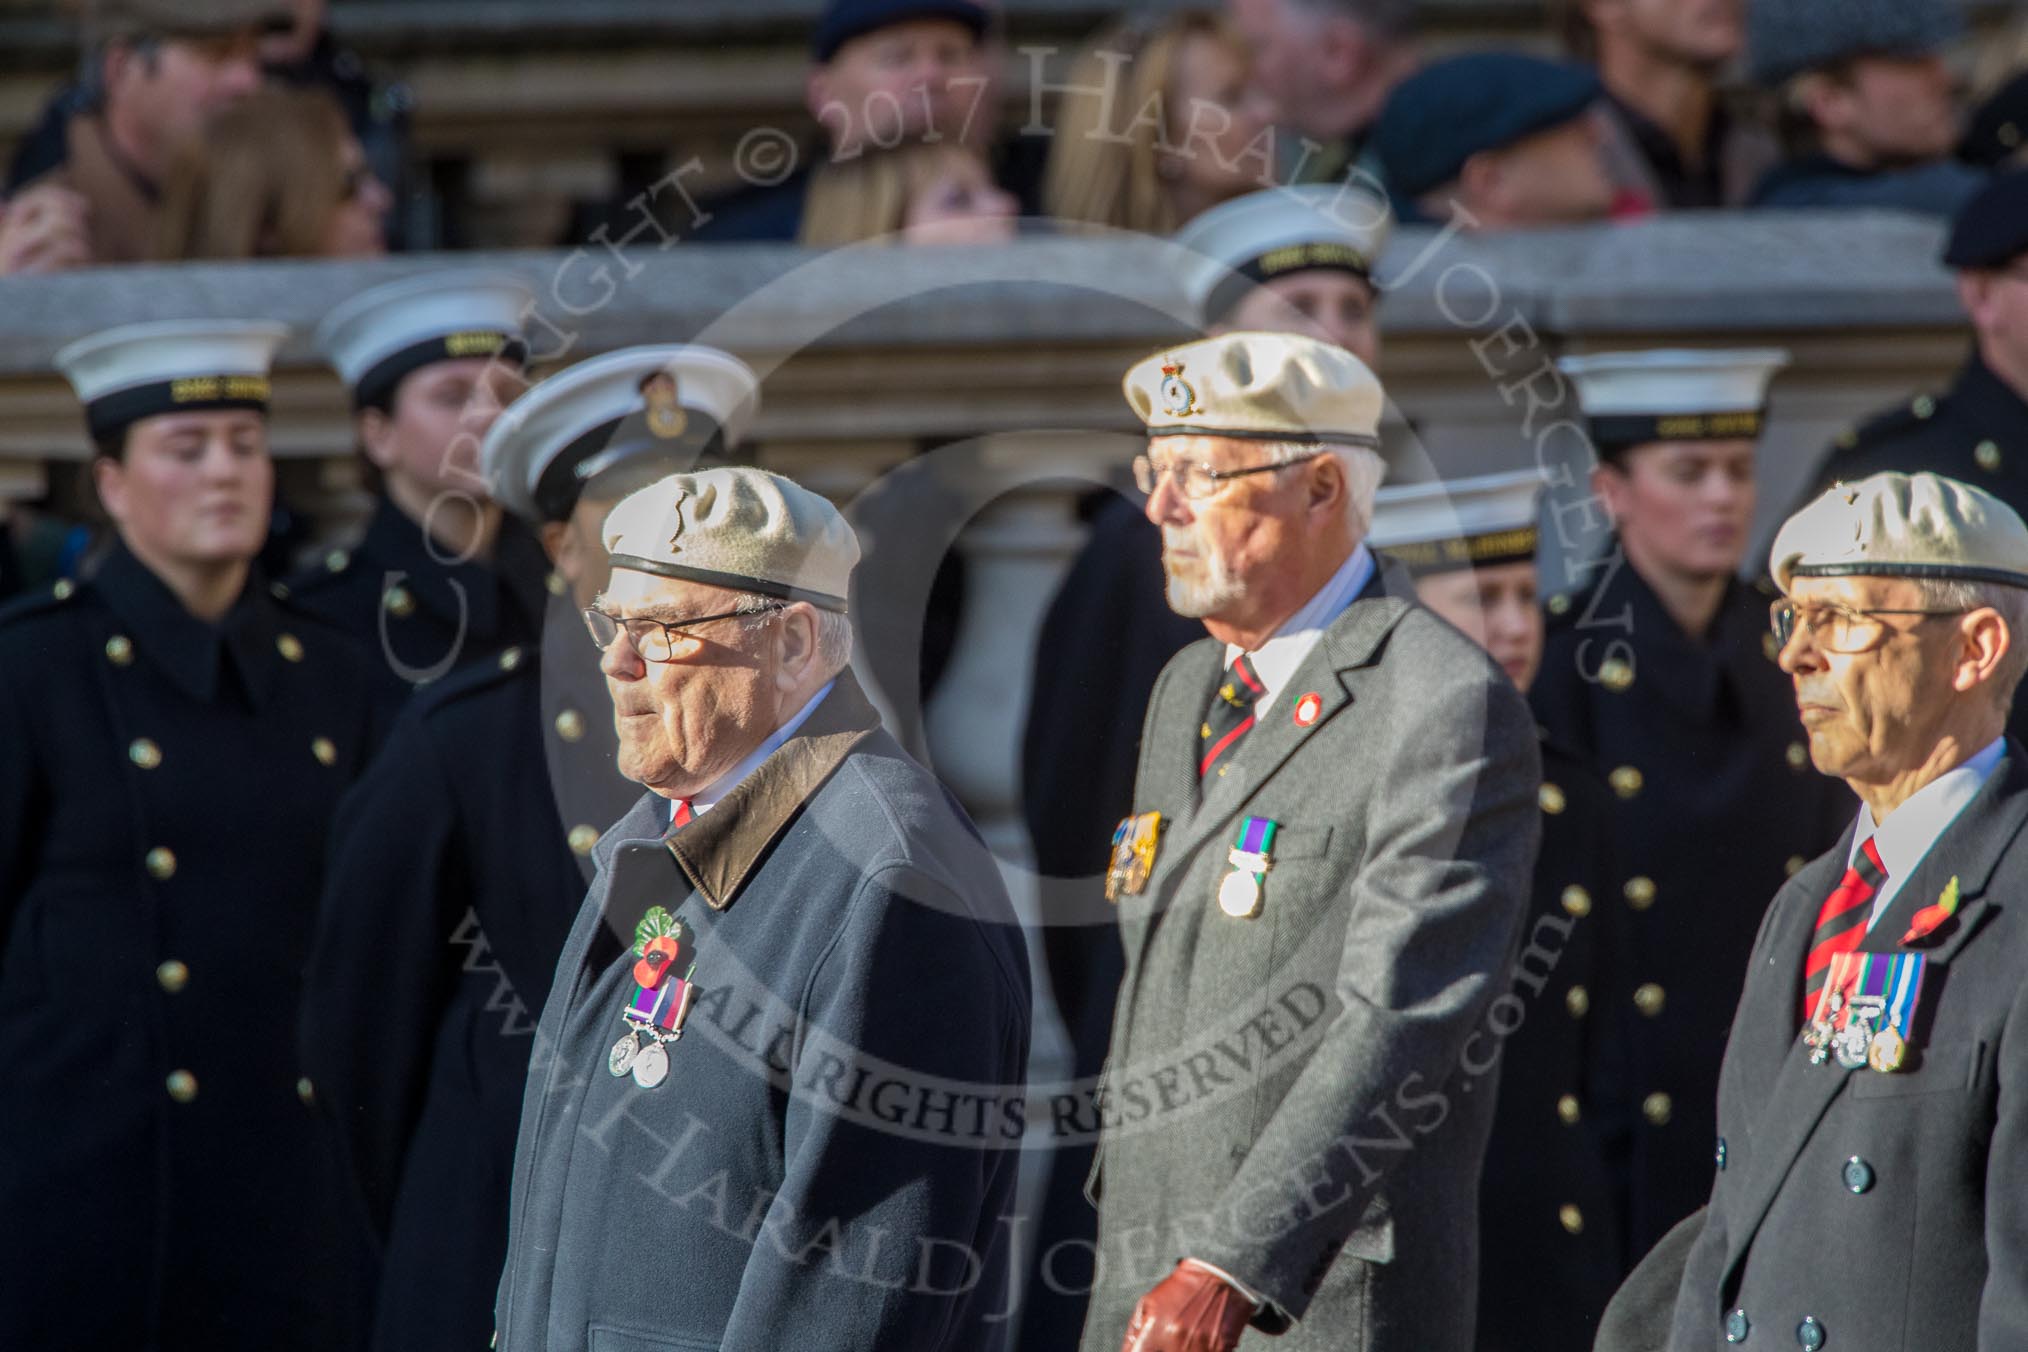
1306, 452, 1348, 520
1957, 607, 2013, 696
776, 603, 822, 688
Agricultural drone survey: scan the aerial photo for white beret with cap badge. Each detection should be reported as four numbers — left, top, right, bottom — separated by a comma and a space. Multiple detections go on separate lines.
602, 467, 860, 613
1171, 183, 1392, 329
1771, 471, 2028, 593
1123, 331, 1385, 448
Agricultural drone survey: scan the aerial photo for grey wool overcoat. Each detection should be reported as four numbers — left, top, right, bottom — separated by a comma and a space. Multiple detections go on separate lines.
1078, 564, 1541, 1352
493, 676, 1032, 1352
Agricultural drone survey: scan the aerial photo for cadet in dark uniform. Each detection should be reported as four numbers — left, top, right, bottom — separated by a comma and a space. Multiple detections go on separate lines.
1601, 472, 2028, 1351
0, 321, 379, 1351
1368, 471, 1630, 1352
302, 345, 759, 1352
1805, 172, 2028, 521
285, 271, 548, 695
1533, 350, 1853, 1266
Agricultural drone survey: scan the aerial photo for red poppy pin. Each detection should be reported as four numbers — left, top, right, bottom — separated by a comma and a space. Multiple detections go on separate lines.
1293, 692, 1323, 727
1901, 875, 1960, 947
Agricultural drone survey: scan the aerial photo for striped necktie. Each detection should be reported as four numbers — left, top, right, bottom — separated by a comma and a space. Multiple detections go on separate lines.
1801, 837, 1886, 1026
1199, 653, 1264, 780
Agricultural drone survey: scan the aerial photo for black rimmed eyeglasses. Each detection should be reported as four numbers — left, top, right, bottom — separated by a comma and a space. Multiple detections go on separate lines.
583, 603, 784, 663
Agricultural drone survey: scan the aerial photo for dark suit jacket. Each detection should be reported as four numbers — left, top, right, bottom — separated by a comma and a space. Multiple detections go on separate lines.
1601, 746, 2028, 1350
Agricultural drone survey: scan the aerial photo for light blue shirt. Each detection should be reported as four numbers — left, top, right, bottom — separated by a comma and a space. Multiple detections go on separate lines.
1223, 544, 1375, 718
1849, 736, 2006, 929
669, 679, 837, 824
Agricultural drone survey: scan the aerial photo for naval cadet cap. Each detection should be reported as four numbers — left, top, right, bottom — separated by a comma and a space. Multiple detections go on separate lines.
602, 467, 859, 613
811, 0, 990, 62
1123, 331, 1385, 449
1557, 348, 1790, 461
54, 319, 287, 445
1372, 53, 1602, 201
1368, 470, 1542, 577
1172, 184, 1393, 329
316, 271, 533, 413
88, 0, 293, 38
482, 345, 760, 524
1773, 472, 2028, 592
1748, 0, 1964, 87
1942, 169, 2028, 271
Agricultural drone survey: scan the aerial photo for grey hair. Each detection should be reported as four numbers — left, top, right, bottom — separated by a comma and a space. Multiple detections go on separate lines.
1914, 578, 2028, 713
732, 592, 854, 675
1261, 440, 1387, 537
1285, 0, 1418, 40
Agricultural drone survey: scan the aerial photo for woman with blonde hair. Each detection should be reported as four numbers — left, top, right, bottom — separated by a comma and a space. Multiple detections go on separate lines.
1043, 8, 1272, 235
156, 85, 391, 260
799, 140, 1019, 247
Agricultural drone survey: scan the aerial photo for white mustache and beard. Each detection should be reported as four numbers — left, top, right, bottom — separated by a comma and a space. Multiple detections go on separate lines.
1160, 525, 1245, 618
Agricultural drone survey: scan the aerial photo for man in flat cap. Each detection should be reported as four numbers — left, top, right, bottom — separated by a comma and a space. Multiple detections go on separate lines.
1368, 472, 1630, 1352
1599, 470, 2028, 1352
303, 347, 755, 1352
1534, 349, 1852, 1272
493, 467, 1030, 1352
7, 1, 280, 267
1746, 0, 1985, 215
0, 320, 378, 1350
1077, 332, 1538, 1352
1370, 51, 1621, 228
1806, 173, 2028, 577
1223, 0, 1420, 190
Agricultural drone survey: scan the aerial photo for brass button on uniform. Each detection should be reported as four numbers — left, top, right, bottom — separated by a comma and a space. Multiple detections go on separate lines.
1200, 722, 1212, 740
500, 647, 523, 672
1786, 741, 1809, 770
1726, 1309, 1750, 1343
567, 824, 600, 856
156, 960, 190, 994
1547, 593, 1571, 616
52, 579, 74, 601
1560, 885, 1592, 918
1556, 1093, 1581, 1125
1912, 394, 1936, 419
105, 635, 134, 666
1842, 1156, 1873, 1194
1539, 782, 1567, 815
269, 580, 292, 601
325, 549, 350, 573
1785, 855, 1807, 876
297, 1076, 317, 1106
1763, 632, 1780, 661
311, 737, 338, 767
1643, 1091, 1673, 1126
545, 570, 567, 597
1557, 1204, 1584, 1235
384, 585, 416, 618
555, 709, 586, 742
1634, 982, 1666, 1017
1598, 658, 1634, 692
277, 632, 305, 663
1565, 985, 1590, 1018
1624, 876, 1657, 910
1976, 440, 2002, 474
1609, 765, 1643, 799
1797, 1315, 1825, 1350
166, 1070, 198, 1103
129, 738, 162, 770
145, 847, 177, 880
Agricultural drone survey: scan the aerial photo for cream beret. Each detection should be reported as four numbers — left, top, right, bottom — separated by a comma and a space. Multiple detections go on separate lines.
1771, 471, 2028, 593
602, 467, 859, 612
1122, 331, 1384, 448
1171, 184, 1392, 328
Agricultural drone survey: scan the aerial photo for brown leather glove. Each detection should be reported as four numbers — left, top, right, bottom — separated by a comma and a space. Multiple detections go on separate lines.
1122, 1260, 1258, 1352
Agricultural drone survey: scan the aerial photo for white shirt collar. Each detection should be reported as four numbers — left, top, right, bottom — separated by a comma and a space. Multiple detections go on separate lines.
1223, 544, 1374, 714
1850, 735, 2006, 926
668, 680, 837, 823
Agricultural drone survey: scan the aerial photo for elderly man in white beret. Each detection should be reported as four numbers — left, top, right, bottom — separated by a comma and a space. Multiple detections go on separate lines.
493, 467, 1031, 1352
1079, 331, 1538, 1352
1599, 471, 2028, 1351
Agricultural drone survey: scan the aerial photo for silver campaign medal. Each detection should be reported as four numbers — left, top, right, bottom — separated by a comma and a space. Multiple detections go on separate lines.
630, 1039, 670, 1089
607, 1029, 641, 1078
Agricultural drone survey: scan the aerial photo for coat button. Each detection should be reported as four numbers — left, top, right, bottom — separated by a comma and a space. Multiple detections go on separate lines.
1624, 876, 1657, 910
1726, 1309, 1750, 1343
325, 548, 350, 573
156, 960, 190, 994
568, 824, 600, 855
128, 738, 163, 770
1975, 440, 2002, 473
52, 579, 74, 601
1643, 1091, 1673, 1126
1539, 782, 1567, 815
297, 1076, 317, 1106
311, 737, 338, 767
1797, 1315, 1825, 1349
555, 709, 585, 742
1557, 1094, 1581, 1125
1557, 1204, 1584, 1234
1634, 982, 1666, 1017
105, 635, 134, 666
1716, 1137, 1728, 1170
384, 585, 416, 618
1561, 885, 1592, 917
1548, 593, 1571, 616
545, 571, 567, 597
1599, 658, 1634, 692
277, 632, 305, 662
1785, 742, 1809, 770
166, 1070, 198, 1103
1842, 1156, 1873, 1194
1762, 632, 1780, 662
1609, 765, 1643, 798
500, 647, 523, 672
1912, 394, 1936, 419
1565, 985, 1590, 1018
1785, 855, 1806, 876
145, 847, 177, 880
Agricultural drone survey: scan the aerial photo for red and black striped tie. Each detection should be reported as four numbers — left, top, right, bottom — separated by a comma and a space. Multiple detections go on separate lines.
1800, 837, 1886, 1026
1199, 653, 1264, 780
